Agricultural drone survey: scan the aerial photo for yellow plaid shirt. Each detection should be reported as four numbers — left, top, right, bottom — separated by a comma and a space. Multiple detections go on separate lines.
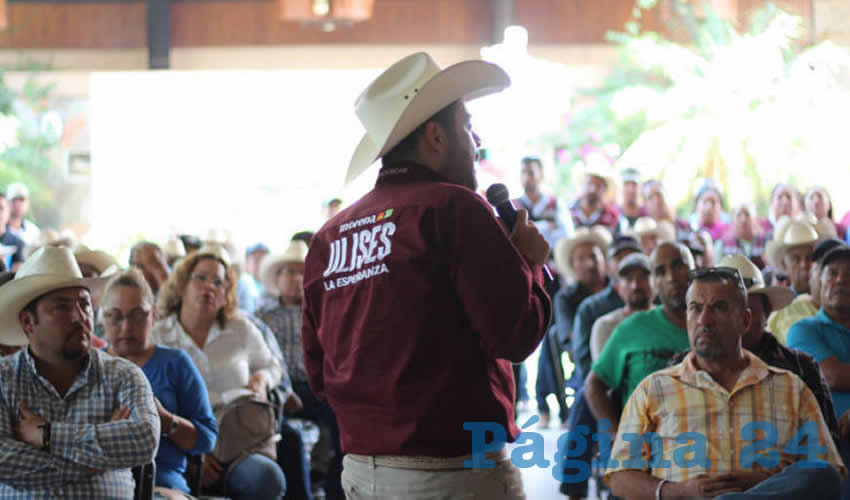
605, 350, 846, 483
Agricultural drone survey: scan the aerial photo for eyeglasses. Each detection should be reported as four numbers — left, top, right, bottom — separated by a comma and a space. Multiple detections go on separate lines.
103, 309, 150, 328
190, 273, 230, 290
687, 266, 747, 290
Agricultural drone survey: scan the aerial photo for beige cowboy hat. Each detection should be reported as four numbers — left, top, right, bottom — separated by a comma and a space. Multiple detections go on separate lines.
0, 246, 114, 345
554, 226, 613, 281
345, 52, 511, 185
765, 217, 819, 269
718, 255, 794, 310
629, 217, 676, 242
163, 237, 186, 259
579, 152, 618, 203
259, 240, 309, 296
74, 245, 119, 275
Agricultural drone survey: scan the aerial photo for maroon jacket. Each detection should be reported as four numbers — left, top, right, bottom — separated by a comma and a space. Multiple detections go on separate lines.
302, 162, 552, 457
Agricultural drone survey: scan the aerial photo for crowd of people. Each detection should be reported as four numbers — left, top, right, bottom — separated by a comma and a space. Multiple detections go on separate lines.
1, 50, 850, 500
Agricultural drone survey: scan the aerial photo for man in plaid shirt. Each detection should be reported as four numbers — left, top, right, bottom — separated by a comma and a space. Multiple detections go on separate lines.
0, 247, 159, 498
606, 265, 844, 499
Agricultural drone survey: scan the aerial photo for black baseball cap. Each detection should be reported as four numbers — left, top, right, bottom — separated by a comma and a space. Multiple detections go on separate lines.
608, 235, 641, 259
812, 238, 844, 263
821, 245, 850, 269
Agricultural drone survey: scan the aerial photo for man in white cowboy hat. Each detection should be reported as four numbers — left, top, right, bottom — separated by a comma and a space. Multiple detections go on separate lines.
0, 246, 159, 497
628, 216, 675, 255
765, 217, 820, 297
586, 242, 693, 435
257, 239, 341, 496
769, 237, 845, 344
302, 52, 551, 498
569, 153, 620, 233
0, 192, 25, 272
671, 254, 841, 445
4, 183, 40, 247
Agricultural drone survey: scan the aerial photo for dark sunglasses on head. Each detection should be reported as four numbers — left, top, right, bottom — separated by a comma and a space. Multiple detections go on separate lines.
687, 266, 747, 290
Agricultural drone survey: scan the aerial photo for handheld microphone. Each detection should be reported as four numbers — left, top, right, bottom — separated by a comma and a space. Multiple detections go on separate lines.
486, 183, 554, 284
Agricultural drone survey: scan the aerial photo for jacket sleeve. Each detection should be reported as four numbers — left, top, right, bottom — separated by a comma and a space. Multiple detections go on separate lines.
50, 362, 160, 469
572, 301, 595, 378
553, 289, 573, 351
441, 190, 552, 363
301, 303, 326, 400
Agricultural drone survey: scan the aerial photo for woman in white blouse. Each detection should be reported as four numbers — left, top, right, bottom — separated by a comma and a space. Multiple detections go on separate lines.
152, 245, 286, 500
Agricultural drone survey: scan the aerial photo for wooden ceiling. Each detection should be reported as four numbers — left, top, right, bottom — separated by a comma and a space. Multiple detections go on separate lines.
0, 0, 813, 49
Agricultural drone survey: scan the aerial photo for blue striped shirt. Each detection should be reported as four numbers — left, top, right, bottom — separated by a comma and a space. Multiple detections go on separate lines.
0, 348, 160, 498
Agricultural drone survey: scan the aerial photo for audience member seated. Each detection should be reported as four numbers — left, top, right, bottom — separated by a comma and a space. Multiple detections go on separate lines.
671, 255, 840, 445
514, 156, 572, 248
642, 179, 691, 241
0, 193, 25, 272
606, 265, 844, 499
4, 183, 41, 246
257, 240, 340, 499
717, 202, 768, 269
690, 181, 730, 240
590, 253, 653, 362
74, 245, 119, 348
0, 247, 159, 497
787, 244, 850, 499
569, 158, 620, 233
765, 219, 829, 343
585, 242, 693, 430
805, 185, 845, 240
152, 245, 286, 500
762, 183, 802, 236
130, 241, 171, 296
615, 167, 646, 234
629, 216, 674, 255
103, 268, 218, 497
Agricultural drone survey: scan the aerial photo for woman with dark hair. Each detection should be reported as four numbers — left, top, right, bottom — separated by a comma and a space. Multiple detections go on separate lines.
642, 180, 691, 241
716, 202, 768, 269
690, 182, 729, 240
763, 183, 802, 236
153, 245, 286, 500
805, 185, 845, 240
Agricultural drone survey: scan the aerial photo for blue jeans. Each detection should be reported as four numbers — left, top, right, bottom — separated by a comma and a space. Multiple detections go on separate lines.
715, 461, 840, 499
227, 453, 287, 500
280, 418, 313, 500
559, 388, 597, 497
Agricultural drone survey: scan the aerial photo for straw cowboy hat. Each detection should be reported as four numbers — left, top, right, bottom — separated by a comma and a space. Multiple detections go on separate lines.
164, 237, 187, 259
24, 228, 78, 259
259, 241, 309, 296
74, 245, 119, 275
718, 255, 794, 311
580, 152, 618, 203
629, 217, 676, 242
765, 217, 819, 269
345, 52, 511, 184
554, 226, 613, 281
0, 246, 114, 345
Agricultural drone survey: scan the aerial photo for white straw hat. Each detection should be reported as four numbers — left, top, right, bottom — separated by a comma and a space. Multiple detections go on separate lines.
259, 241, 309, 296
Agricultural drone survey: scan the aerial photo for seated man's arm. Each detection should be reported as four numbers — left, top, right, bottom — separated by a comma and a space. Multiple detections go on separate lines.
585, 371, 619, 432
585, 323, 631, 431
50, 362, 160, 470
787, 323, 850, 391
0, 393, 90, 489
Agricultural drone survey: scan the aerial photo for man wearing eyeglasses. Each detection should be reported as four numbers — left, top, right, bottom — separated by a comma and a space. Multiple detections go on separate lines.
606, 264, 844, 499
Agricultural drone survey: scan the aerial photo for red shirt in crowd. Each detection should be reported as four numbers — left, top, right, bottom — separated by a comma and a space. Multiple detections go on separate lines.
302, 162, 552, 457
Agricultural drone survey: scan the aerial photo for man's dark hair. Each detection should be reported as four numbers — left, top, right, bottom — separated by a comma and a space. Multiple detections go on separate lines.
22, 296, 41, 326
689, 271, 748, 309
521, 156, 543, 171
758, 293, 771, 316
382, 101, 458, 165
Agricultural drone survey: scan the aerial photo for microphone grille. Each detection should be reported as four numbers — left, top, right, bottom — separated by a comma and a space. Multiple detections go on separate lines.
486, 183, 510, 205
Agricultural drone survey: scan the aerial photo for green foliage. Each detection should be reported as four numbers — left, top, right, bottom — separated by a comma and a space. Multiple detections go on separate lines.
553, 1, 844, 216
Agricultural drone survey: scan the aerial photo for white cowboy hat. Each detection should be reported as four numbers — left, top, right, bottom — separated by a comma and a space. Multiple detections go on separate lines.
0, 246, 114, 346
765, 217, 819, 269
629, 217, 676, 242
554, 226, 612, 281
579, 152, 618, 203
718, 255, 794, 311
345, 52, 510, 184
74, 245, 119, 275
259, 240, 309, 296
163, 238, 186, 259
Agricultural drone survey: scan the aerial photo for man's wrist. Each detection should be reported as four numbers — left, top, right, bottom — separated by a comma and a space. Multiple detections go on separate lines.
39, 422, 51, 452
